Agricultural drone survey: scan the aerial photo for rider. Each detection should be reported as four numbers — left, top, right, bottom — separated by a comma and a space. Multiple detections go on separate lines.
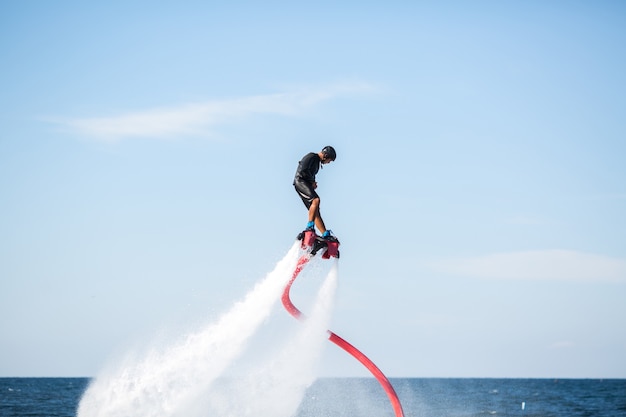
293, 146, 336, 238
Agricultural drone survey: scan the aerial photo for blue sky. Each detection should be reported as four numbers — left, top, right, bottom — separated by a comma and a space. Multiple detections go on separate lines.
1, 1, 625, 378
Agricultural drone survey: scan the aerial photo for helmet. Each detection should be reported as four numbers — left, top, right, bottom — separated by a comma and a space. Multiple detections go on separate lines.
321, 146, 336, 161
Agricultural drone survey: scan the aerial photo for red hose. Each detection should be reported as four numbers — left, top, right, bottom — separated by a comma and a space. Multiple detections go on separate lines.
281, 254, 405, 417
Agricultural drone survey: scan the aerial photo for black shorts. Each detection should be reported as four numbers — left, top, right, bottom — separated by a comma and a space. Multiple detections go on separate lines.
294, 180, 319, 209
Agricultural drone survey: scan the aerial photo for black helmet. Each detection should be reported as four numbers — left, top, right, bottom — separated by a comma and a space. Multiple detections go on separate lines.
321, 146, 336, 161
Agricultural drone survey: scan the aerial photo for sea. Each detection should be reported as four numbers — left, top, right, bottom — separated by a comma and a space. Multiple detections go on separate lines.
1, 377, 624, 417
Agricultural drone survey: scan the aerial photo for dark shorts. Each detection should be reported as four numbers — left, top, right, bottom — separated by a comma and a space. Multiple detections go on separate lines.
294, 180, 319, 209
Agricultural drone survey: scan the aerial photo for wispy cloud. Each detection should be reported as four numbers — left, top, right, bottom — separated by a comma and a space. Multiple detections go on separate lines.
50, 82, 378, 142
548, 340, 575, 350
432, 250, 626, 283
504, 215, 545, 225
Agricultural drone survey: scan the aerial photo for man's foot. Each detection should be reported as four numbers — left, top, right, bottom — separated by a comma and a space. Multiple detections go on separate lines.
305, 221, 315, 231
321, 230, 334, 239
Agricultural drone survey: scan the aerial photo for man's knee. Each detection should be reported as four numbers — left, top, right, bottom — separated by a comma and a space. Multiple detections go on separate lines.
309, 197, 320, 211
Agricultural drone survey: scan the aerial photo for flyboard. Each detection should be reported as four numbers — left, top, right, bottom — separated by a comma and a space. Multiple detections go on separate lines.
281, 229, 405, 417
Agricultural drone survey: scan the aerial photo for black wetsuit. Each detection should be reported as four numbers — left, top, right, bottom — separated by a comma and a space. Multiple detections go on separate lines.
293, 152, 321, 209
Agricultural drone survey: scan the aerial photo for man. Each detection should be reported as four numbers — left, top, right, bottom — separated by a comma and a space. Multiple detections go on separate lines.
293, 146, 336, 238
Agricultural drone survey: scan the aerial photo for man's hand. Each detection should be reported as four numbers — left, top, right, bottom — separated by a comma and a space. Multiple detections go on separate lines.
313, 181, 318, 189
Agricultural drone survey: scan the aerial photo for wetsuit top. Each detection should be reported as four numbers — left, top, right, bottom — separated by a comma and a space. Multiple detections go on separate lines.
293, 152, 321, 185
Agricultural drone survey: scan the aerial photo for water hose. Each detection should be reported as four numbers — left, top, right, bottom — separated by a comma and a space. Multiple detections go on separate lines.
281, 253, 405, 417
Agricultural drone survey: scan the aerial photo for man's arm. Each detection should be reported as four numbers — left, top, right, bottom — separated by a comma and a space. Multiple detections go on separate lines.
297, 153, 319, 183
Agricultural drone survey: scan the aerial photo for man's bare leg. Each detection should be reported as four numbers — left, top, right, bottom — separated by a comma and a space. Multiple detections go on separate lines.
308, 197, 327, 234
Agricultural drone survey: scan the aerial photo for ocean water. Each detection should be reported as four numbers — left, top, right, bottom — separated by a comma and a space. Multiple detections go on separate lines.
1, 377, 624, 417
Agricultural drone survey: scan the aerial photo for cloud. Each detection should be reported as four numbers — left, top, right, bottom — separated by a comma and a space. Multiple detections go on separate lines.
50, 82, 378, 142
433, 250, 626, 283
548, 340, 575, 350
504, 215, 545, 225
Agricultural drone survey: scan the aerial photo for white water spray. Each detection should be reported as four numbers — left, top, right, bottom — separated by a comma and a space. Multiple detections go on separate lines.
77, 244, 338, 417
199, 261, 339, 417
